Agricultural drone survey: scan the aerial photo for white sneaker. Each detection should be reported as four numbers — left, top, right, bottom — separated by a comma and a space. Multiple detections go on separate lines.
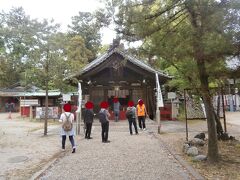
143, 128, 146, 131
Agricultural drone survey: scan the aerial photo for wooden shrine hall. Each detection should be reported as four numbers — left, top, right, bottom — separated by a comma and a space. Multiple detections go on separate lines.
68, 48, 171, 120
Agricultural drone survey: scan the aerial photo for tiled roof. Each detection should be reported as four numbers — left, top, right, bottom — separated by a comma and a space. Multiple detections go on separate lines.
0, 89, 61, 97
71, 48, 171, 79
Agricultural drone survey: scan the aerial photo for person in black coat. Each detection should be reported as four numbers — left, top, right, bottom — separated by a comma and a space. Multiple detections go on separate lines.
83, 101, 94, 139
126, 101, 138, 135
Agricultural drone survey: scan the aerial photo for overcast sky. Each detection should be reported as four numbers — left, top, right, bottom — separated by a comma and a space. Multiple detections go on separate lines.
0, 0, 115, 44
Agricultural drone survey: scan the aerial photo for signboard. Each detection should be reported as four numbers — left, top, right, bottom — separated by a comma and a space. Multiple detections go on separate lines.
20, 99, 39, 107
36, 107, 59, 119
63, 94, 71, 101
168, 92, 176, 99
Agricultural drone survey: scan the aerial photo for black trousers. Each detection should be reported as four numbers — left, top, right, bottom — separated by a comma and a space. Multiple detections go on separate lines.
128, 118, 138, 134
101, 121, 109, 142
138, 116, 146, 129
62, 135, 75, 149
85, 122, 92, 138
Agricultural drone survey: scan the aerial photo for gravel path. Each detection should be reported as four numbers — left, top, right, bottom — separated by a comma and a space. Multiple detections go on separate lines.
40, 120, 195, 180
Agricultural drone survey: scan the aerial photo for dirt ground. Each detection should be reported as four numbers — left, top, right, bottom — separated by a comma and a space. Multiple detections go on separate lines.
159, 112, 240, 180
0, 113, 62, 180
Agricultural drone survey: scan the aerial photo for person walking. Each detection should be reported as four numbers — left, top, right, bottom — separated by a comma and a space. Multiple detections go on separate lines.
59, 103, 76, 153
126, 101, 138, 135
113, 97, 120, 122
6, 100, 15, 119
136, 99, 148, 131
83, 101, 94, 139
99, 101, 111, 143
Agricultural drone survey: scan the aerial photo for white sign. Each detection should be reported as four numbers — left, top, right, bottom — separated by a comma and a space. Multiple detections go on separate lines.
168, 92, 176, 99
155, 73, 164, 107
20, 99, 39, 107
63, 94, 71, 101
36, 107, 59, 119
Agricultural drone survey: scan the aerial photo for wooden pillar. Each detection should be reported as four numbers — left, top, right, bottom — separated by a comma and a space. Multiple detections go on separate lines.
89, 85, 92, 101
104, 88, 108, 101
19, 97, 22, 116
30, 106, 33, 120
147, 86, 155, 120
129, 89, 133, 101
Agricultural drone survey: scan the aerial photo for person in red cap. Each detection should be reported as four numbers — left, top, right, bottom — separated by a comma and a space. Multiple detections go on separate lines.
98, 101, 110, 143
83, 101, 94, 139
126, 101, 138, 135
59, 103, 76, 153
113, 97, 121, 122
136, 99, 148, 131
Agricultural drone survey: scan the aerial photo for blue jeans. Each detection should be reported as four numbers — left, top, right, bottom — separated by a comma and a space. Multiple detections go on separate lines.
62, 135, 75, 149
128, 118, 138, 134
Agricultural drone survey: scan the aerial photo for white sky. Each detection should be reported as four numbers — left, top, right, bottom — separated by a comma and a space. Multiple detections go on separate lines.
0, 0, 115, 44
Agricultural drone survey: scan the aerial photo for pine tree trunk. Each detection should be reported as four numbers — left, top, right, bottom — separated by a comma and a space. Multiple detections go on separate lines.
197, 59, 219, 162
186, 1, 219, 162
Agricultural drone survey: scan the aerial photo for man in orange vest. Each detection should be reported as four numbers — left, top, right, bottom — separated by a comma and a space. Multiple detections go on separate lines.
136, 99, 148, 130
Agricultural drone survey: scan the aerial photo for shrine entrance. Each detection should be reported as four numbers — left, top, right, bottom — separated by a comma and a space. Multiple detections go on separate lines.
67, 48, 171, 120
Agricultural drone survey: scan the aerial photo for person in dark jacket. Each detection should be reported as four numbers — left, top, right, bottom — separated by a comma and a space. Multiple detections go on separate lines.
99, 101, 110, 143
126, 101, 138, 135
83, 101, 94, 139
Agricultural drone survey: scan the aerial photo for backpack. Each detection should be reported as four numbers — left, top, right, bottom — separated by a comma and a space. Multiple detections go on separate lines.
126, 108, 134, 119
98, 110, 107, 123
62, 113, 73, 131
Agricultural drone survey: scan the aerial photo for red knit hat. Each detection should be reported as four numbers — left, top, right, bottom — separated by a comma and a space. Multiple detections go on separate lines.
138, 99, 143, 106
63, 103, 71, 112
100, 101, 109, 109
128, 101, 134, 107
85, 101, 94, 109
113, 97, 118, 103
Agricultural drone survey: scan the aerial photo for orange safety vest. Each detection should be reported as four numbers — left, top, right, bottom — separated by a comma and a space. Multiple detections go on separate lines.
137, 104, 146, 116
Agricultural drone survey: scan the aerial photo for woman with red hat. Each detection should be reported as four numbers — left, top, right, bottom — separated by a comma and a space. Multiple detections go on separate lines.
98, 101, 110, 143
59, 103, 76, 153
83, 101, 94, 139
136, 99, 148, 131
126, 101, 138, 135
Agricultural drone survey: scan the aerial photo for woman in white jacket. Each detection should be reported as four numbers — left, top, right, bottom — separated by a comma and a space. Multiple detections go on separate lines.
59, 103, 76, 153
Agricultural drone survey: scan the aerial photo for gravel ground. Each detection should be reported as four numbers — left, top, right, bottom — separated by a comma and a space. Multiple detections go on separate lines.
1, 112, 238, 180
39, 120, 196, 180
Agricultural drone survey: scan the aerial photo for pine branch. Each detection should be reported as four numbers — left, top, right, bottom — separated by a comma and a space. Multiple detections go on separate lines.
127, 0, 157, 8
142, 8, 188, 37
158, 13, 189, 42
144, 0, 184, 20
